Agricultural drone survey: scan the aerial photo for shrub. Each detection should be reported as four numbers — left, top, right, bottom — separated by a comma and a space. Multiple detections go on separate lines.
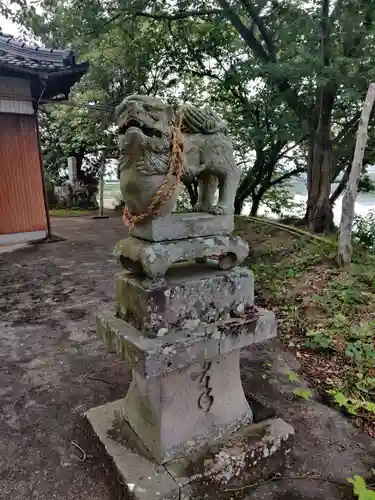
353, 210, 375, 250
45, 175, 57, 208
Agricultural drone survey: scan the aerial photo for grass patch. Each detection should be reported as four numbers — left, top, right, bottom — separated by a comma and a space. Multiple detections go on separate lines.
235, 216, 375, 437
50, 209, 97, 217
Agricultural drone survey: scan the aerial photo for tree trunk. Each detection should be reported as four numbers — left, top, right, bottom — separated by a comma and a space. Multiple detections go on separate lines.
338, 83, 375, 266
75, 153, 85, 181
305, 139, 334, 233
235, 146, 283, 217
305, 85, 336, 233
305, 1, 336, 233
234, 197, 244, 215
185, 181, 198, 207
330, 165, 350, 207
250, 194, 262, 216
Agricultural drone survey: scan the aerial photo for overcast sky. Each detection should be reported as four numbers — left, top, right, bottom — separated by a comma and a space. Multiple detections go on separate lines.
0, 12, 19, 36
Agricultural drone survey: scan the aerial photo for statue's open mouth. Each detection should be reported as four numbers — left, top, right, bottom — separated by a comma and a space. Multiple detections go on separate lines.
118, 119, 163, 138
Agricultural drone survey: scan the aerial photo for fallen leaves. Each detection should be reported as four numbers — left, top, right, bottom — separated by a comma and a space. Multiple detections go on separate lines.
238, 219, 375, 437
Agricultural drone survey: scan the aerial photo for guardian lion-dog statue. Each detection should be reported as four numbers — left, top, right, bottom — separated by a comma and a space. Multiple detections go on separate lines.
116, 95, 240, 218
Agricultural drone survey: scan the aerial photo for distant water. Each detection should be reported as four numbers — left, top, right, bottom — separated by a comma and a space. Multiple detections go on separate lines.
251, 169, 375, 224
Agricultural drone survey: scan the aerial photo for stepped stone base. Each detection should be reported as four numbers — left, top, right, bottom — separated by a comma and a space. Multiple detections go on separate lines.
115, 265, 255, 337
96, 307, 276, 379
85, 399, 294, 500
95, 307, 277, 464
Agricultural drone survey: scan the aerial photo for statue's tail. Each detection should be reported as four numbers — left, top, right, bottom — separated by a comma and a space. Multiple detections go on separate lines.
179, 104, 229, 135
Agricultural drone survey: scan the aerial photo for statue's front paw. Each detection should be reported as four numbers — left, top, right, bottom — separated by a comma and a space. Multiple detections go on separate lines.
123, 127, 146, 147
209, 205, 226, 215
192, 203, 211, 213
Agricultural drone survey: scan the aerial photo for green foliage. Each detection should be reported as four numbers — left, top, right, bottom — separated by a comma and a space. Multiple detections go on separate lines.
331, 390, 351, 409
145, 0, 375, 223
306, 274, 375, 399
354, 375, 375, 397
327, 389, 375, 415
305, 329, 334, 351
293, 388, 313, 401
175, 185, 194, 212
10, 0, 193, 186
347, 322, 375, 341
39, 106, 110, 185
311, 281, 370, 313
284, 370, 312, 401
261, 182, 305, 220
346, 341, 375, 368
348, 475, 375, 500
306, 275, 375, 406
5, 0, 309, 214
358, 174, 375, 194
236, 217, 375, 431
353, 211, 375, 251
284, 371, 299, 383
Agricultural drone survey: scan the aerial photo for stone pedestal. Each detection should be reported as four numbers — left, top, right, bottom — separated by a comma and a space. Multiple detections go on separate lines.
125, 351, 251, 463
115, 234, 249, 279
86, 213, 294, 499
96, 303, 276, 464
115, 266, 255, 337
130, 212, 234, 242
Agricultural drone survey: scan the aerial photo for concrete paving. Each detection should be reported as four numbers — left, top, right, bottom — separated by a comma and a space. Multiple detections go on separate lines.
0, 242, 28, 255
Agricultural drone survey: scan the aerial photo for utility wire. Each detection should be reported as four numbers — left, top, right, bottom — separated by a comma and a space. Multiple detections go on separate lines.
0, 92, 116, 113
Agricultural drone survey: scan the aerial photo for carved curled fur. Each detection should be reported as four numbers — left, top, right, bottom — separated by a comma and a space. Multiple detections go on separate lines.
122, 123, 185, 228
179, 104, 229, 136
118, 133, 171, 177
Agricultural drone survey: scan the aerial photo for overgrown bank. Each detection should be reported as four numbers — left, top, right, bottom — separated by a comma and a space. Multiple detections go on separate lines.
235, 217, 375, 438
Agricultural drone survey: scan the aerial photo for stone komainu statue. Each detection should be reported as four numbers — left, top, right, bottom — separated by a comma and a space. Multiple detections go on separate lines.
116, 95, 240, 218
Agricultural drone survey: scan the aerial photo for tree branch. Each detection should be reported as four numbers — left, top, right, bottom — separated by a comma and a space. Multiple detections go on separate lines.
269, 167, 304, 187
86, 7, 223, 35
217, 0, 311, 122
126, 8, 224, 21
333, 113, 360, 145
321, 0, 331, 67
215, 0, 271, 62
239, 0, 276, 61
276, 138, 306, 161
342, 2, 375, 58
237, 151, 265, 200
175, 28, 257, 119
237, 137, 290, 201
330, 163, 350, 205
330, 112, 363, 181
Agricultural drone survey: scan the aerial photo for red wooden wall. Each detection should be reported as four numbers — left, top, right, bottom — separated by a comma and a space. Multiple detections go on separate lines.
0, 114, 47, 235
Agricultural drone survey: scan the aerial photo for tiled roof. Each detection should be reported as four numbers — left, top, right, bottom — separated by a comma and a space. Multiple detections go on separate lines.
0, 32, 76, 72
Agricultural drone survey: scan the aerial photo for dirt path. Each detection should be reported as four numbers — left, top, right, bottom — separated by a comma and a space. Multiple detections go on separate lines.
0, 216, 374, 500
0, 216, 130, 500
241, 343, 375, 500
